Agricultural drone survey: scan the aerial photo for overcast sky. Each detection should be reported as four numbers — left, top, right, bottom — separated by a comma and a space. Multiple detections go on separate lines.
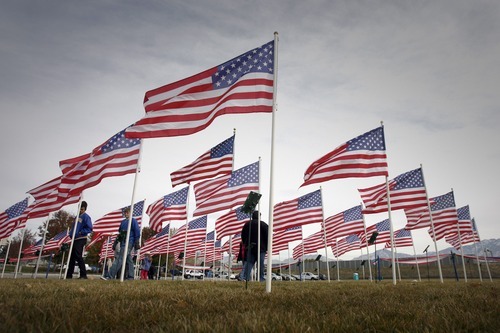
1, 1, 499, 259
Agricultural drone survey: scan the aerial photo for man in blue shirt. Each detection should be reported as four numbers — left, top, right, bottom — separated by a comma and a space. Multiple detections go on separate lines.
105, 207, 140, 280
66, 201, 93, 279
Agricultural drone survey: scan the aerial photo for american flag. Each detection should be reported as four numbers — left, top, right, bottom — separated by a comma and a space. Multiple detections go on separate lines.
98, 235, 117, 261
0, 197, 29, 240
23, 239, 43, 256
300, 231, 325, 256
170, 135, 234, 187
331, 235, 361, 257
205, 239, 223, 263
92, 200, 144, 235
58, 126, 141, 198
168, 216, 207, 250
273, 189, 323, 232
385, 228, 413, 248
405, 191, 459, 234
141, 224, 170, 255
26, 176, 80, 220
193, 161, 259, 217
272, 226, 303, 254
359, 219, 391, 245
445, 231, 480, 250
301, 126, 388, 187
43, 230, 70, 252
147, 187, 189, 232
125, 41, 274, 139
360, 167, 428, 214
323, 205, 364, 242
215, 206, 250, 239
221, 233, 241, 257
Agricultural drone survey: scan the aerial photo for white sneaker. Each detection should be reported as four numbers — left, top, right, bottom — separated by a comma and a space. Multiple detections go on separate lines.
100, 276, 108, 280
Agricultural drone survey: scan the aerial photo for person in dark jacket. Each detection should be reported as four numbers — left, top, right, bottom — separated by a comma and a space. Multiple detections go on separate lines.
241, 210, 268, 282
66, 201, 93, 279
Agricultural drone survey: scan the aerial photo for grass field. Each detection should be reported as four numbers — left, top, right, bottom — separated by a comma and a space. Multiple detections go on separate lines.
0, 278, 498, 332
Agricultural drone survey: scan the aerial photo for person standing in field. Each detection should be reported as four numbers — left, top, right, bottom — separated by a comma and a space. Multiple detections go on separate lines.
140, 253, 152, 280
241, 210, 268, 282
66, 201, 93, 279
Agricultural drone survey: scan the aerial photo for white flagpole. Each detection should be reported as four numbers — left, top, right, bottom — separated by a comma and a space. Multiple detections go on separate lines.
134, 200, 146, 280
469, 214, 483, 282
336, 242, 340, 281
411, 235, 421, 282
420, 164, 444, 283
319, 187, 330, 282
165, 237, 171, 280
265, 31, 279, 294
101, 236, 110, 278
64, 198, 84, 280
181, 190, 191, 281
1, 238, 12, 278
287, 245, 291, 282
120, 140, 143, 282
33, 215, 51, 279
257, 157, 262, 282
361, 204, 373, 282
473, 218, 492, 282
383, 174, 397, 285
14, 228, 27, 279
452, 190, 467, 282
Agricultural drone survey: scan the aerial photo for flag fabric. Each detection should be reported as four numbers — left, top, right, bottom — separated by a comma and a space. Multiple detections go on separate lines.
193, 161, 259, 217
215, 206, 251, 239
385, 228, 413, 248
323, 205, 364, 241
23, 239, 43, 256
359, 219, 391, 245
445, 231, 479, 250
168, 216, 208, 250
0, 198, 29, 240
272, 226, 302, 254
141, 224, 171, 255
301, 231, 325, 255
125, 41, 274, 139
147, 187, 189, 232
301, 126, 388, 187
58, 126, 141, 198
98, 235, 117, 261
92, 200, 145, 235
273, 189, 323, 232
43, 230, 70, 252
405, 191, 458, 231
221, 233, 241, 256
170, 135, 234, 187
331, 235, 361, 257
359, 167, 428, 214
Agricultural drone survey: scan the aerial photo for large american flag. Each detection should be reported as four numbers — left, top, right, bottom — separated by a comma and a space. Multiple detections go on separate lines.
273, 189, 323, 232
385, 228, 413, 248
193, 161, 259, 217
301, 126, 388, 187
445, 231, 480, 250
58, 126, 141, 198
125, 41, 274, 139
323, 205, 364, 242
0, 197, 29, 240
92, 200, 144, 235
43, 230, 71, 252
331, 235, 361, 257
359, 219, 391, 245
215, 206, 250, 239
146, 187, 189, 232
168, 216, 208, 251
25, 176, 80, 220
141, 224, 170, 255
359, 167, 428, 214
272, 226, 302, 254
299, 231, 325, 256
171, 135, 234, 187
405, 191, 459, 232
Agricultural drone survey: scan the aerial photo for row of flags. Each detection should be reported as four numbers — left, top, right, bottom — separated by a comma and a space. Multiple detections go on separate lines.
0, 38, 484, 284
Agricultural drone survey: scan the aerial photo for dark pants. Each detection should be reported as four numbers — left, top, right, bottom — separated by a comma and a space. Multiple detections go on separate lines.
66, 238, 87, 278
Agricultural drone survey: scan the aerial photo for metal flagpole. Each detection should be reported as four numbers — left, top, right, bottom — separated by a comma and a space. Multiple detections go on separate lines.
64, 199, 84, 280
120, 140, 143, 282
420, 164, 444, 283
361, 204, 373, 282
181, 188, 191, 281
336, 242, 340, 281
473, 218, 492, 282
452, 190, 467, 282
101, 236, 110, 278
383, 173, 397, 285
265, 31, 279, 294
14, 228, 27, 279
411, 235, 421, 282
1, 238, 12, 278
257, 157, 262, 282
33, 215, 51, 279
319, 187, 330, 282
469, 216, 482, 282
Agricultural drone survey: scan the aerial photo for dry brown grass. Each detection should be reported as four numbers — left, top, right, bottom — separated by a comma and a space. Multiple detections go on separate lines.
0, 278, 498, 332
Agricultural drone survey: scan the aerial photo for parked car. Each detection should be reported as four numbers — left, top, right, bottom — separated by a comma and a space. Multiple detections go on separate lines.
217, 272, 236, 280
300, 272, 319, 280
279, 273, 296, 281
264, 272, 282, 280
184, 269, 204, 279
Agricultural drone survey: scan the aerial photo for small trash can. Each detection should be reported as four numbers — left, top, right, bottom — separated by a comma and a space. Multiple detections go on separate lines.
353, 272, 359, 281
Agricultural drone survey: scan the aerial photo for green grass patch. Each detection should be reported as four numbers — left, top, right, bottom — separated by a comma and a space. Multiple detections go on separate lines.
0, 279, 498, 332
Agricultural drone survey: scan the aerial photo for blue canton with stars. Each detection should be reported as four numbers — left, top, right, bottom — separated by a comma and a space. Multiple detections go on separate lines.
430, 191, 455, 211
393, 168, 424, 190
164, 186, 189, 207
189, 216, 207, 230
346, 235, 360, 243
396, 229, 412, 238
346, 126, 386, 151
121, 200, 144, 217
457, 205, 470, 220
235, 206, 251, 221
101, 127, 141, 154
228, 162, 259, 187
375, 219, 391, 231
343, 205, 363, 222
298, 190, 322, 210
210, 135, 234, 158
156, 225, 170, 238
212, 41, 274, 89
6, 198, 28, 219
206, 231, 215, 241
